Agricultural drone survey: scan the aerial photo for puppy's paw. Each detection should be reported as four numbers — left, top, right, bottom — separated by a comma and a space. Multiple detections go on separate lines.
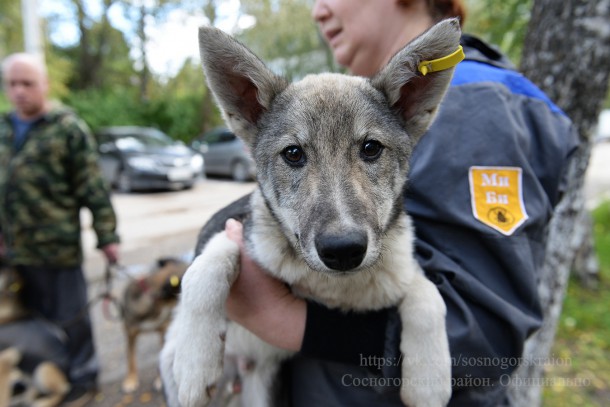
399, 370, 451, 407
175, 360, 223, 407
173, 326, 225, 407
153, 376, 162, 392
398, 274, 452, 406
399, 346, 451, 407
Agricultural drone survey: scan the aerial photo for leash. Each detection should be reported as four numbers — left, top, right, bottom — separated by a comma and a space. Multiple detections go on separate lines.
99, 261, 125, 321
60, 262, 125, 328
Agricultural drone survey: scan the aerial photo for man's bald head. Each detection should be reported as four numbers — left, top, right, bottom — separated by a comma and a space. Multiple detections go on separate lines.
2, 53, 49, 120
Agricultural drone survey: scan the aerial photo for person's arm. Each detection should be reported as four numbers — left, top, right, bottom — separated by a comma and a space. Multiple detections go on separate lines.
100, 242, 119, 264
65, 115, 120, 262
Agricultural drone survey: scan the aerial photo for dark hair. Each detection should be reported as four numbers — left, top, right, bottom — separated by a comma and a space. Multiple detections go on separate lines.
428, 0, 467, 26
399, 0, 467, 26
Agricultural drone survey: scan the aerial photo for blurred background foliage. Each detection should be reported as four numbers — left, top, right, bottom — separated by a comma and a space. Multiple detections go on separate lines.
543, 202, 610, 406
464, 0, 532, 64
1, 0, 563, 141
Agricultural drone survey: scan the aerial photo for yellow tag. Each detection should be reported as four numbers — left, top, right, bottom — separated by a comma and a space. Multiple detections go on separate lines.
9, 282, 22, 293
418, 45, 465, 76
170, 275, 180, 287
469, 166, 528, 235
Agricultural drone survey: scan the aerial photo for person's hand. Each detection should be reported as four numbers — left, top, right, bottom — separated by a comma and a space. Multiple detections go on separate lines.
225, 218, 306, 351
101, 242, 120, 264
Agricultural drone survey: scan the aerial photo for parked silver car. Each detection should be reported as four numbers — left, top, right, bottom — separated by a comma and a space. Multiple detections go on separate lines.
191, 127, 255, 182
96, 126, 204, 192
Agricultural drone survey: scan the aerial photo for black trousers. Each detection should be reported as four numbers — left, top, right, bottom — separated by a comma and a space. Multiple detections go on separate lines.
16, 265, 98, 388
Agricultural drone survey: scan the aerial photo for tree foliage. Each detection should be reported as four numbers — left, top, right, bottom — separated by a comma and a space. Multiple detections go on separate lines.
464, 0, 532, 63
51, 23, 136, 91
238, 0, 333, 79
0, 0, 23, 57
2, 0, 607, 144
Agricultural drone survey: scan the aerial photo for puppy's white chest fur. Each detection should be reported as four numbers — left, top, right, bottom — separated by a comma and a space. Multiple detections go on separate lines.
250, 196, 420, 311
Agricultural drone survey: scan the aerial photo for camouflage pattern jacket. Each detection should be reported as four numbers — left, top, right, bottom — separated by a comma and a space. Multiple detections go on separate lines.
0, 105, 119, 267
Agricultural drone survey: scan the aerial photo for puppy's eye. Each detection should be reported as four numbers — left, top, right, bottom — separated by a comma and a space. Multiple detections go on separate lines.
360, 140, 384, 161
282, 145, 306, 166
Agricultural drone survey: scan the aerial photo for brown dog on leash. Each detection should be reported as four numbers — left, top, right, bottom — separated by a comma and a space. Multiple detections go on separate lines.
0, 264, 70, 407
120, 257, 188, 393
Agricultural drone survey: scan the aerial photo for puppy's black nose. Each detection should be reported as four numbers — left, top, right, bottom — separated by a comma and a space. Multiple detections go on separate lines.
315, 233, 367, 271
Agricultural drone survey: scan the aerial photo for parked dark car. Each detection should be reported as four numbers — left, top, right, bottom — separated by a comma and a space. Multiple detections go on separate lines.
190, 127, 255, 182
95, 126, 204, 192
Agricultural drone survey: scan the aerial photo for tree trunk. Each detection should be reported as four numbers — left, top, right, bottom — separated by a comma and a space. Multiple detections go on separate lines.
138, 4, 150, 102
572, 211, 601, 289
200, 0, 218, 132
74, 0, 93, 90
71, 0, 116, 90
91, 0, 116, 89
508, 0, 610, 405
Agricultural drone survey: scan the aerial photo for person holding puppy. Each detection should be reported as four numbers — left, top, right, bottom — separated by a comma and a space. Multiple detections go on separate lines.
0, 53, 120, 406
221, 0, 578, 405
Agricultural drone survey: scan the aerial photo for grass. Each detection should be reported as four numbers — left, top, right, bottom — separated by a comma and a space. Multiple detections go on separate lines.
542, 201, 610, 406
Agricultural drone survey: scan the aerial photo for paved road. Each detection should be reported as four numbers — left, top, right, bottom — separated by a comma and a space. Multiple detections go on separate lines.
81, 178, 256, 281
78, 142, 609, 406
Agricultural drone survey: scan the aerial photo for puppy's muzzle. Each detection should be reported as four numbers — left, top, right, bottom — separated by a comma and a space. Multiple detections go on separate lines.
315, 232, 367, 272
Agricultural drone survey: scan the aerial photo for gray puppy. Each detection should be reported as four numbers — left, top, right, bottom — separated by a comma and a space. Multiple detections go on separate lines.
161, 18, 462, 407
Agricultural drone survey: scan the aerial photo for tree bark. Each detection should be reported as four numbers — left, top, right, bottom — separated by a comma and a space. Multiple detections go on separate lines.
138, 4, 150, 102
71, 0, 117, 90
200, 0, 219, 132
508, 0, 610, 405
572, 211, 601, 289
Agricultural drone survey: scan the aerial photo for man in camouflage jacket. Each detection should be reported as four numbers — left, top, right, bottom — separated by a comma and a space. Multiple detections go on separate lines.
0, 53, 120, 404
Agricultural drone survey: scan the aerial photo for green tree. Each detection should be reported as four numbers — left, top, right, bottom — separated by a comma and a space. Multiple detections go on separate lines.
42, 0, 136, 92
0, 0, 22, 111
119, 0, 183, 101
52, 23, 135, 92
157, 57, 222, 140
187, 0, 225, 133
238, 0, 332, 79
72, 0, 117, 89
465, 0, 532, 63
0, 0, 23, 57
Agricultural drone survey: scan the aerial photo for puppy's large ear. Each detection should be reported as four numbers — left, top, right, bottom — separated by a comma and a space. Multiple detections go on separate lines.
199, 26, 288, 145
371, 18, 462, 142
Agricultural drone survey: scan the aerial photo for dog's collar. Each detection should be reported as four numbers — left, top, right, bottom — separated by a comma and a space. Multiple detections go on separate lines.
418, 46, 465, 76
